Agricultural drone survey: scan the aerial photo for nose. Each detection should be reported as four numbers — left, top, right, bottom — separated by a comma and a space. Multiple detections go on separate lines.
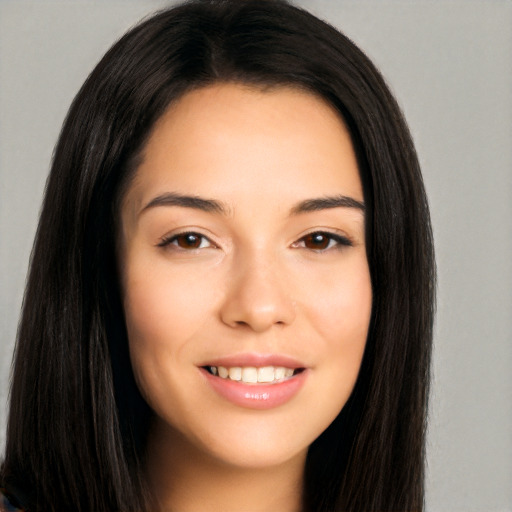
220, 254, 296, 332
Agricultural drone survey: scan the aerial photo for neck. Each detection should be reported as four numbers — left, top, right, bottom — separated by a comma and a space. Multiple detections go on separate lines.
145, 420, 305, 512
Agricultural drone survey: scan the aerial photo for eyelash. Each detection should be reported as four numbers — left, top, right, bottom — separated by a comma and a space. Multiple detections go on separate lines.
157, 230, 352, 252
157, 231, 216, 250
292, 231, 353, 251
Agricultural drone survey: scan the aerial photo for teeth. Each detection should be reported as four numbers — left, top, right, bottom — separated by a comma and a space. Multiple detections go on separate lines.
274, 367, 285, 380
258, 366, 274, 383
228, 367, 242, 381
211, 365, 297, 384
242, 367, 258, 383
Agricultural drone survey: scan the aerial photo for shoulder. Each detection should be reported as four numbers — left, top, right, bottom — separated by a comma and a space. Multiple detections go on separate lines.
0, 490, 24, 512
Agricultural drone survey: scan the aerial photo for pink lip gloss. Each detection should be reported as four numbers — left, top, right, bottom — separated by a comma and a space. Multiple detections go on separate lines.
200, 367, 308, 410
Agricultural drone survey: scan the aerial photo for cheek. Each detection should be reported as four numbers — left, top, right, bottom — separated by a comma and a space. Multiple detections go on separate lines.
298, 256, 372, 404
302, 256, 372, 346
121, 258, 223, 404
123, 259, 218, 346
121, 258, 222, 415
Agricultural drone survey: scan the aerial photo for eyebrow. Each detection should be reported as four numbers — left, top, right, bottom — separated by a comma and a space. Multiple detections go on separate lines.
141, 192, 228, 215
140, 192, 365, 216
290, 195, 365, 215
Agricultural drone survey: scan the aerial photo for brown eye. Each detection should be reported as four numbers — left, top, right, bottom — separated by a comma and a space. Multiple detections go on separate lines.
158, 232, 213, 250
175, 233, 202, 248
303, 233, 330, 250
293, 231, 352, 252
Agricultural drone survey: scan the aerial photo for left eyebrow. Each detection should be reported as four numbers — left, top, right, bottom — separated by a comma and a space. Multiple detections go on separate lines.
140, 192, 228, 215
290, 195, 365, 215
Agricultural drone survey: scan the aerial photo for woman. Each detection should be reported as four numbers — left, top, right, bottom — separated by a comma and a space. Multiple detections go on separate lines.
0, 0, 435, 511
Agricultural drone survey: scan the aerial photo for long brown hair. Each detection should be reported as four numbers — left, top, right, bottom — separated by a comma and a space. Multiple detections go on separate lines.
1, 1, 435, 510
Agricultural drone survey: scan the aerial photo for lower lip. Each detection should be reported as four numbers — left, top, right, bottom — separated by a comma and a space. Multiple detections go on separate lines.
200, 368, 308, 410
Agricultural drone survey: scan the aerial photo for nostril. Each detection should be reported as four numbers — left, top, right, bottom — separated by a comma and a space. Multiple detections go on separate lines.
219, 280, 296, 331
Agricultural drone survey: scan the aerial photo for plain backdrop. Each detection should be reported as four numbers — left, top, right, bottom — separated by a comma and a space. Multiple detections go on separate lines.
1, 1, 511, 511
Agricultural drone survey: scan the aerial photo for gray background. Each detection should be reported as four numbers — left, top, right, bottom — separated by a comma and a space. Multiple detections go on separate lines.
1, 1, 511, 510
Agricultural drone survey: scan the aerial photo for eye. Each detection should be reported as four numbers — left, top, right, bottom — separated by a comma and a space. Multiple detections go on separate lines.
293, 231, 352, 251
158, 232, 215, 250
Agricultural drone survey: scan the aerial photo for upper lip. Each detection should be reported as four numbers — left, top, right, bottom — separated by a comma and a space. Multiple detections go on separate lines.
199, 353, 306, 369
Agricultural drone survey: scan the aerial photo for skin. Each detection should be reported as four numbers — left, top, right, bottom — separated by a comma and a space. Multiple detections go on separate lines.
119, 83, 372, 512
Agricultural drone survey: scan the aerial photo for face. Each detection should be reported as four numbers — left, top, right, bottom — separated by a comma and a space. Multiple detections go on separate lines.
119, 83, 372, 470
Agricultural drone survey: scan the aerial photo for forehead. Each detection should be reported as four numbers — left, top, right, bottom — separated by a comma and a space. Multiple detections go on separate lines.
123, 82, 363, 214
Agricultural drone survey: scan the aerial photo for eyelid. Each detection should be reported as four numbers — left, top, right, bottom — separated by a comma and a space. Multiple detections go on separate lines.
157, 229, 218, 249
291, 229, 353, 251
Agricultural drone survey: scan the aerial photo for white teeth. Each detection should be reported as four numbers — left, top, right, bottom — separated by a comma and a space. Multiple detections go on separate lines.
274, 367, 285, 380
257, 366, 275, 383
212, 365, 297, 383
242, 367, 258, 383
228, 367, 242, 381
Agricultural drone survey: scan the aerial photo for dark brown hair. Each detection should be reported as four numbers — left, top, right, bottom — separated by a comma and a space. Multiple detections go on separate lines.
1, 1, 435, 510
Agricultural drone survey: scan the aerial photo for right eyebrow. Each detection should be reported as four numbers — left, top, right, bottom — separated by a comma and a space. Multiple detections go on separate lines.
139, 192, 228, 216
290, 195, 365, 215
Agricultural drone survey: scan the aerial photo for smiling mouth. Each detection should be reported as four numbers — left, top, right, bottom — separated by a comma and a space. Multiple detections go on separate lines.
203, 365, 305, 384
